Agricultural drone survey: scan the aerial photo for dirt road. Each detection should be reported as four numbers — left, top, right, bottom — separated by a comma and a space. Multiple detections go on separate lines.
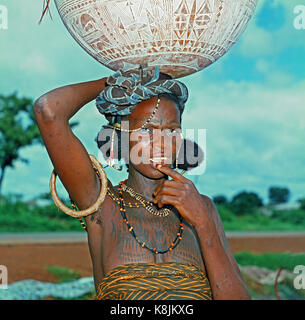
1, 232, 304, 284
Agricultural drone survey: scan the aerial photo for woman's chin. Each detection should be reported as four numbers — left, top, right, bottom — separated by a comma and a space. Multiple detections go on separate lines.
150, 168, 166, 179
132, 164, 166, 180
148, 163, 172, 179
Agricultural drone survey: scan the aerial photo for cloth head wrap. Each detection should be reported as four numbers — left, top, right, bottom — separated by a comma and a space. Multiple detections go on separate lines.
96, 66, 188, 123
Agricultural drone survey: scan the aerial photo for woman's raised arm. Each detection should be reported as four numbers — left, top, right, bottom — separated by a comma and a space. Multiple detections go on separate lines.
34, 78, 107, 211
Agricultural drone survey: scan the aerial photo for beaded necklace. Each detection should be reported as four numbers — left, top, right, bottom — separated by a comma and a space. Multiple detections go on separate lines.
72, 176, 184, 254
118, 181, 184, 254
107, 186, 144, 208
120, 183, 171, 217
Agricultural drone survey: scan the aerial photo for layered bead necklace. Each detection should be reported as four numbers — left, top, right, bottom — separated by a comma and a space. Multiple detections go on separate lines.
116, 180, 184, 254
73, 175, 184, 254
120, 183, 171, 217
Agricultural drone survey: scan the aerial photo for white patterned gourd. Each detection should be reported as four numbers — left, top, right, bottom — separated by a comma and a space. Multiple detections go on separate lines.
55, 0, 257, 78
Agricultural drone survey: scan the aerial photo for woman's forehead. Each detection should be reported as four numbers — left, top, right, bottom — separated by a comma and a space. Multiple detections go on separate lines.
127, 97, 181, 123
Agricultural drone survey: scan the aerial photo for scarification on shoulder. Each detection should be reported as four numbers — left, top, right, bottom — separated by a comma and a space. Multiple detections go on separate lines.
89, 189, 117, 226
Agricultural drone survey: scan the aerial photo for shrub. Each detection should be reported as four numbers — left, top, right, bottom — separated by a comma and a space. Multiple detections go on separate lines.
213, 195, 228, 205
217, 205, 235, 222
268, 186, 290, 204
272, 209, 305, 225
297, 198, 305, 210
229, 191, 263, 216
0, 195, 82, 232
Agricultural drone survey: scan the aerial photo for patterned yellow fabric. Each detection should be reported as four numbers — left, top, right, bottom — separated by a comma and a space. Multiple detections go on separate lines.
96, 262, 212, 300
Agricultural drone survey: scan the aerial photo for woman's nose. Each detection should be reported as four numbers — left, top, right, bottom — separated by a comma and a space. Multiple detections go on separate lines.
151, 130, 176, 156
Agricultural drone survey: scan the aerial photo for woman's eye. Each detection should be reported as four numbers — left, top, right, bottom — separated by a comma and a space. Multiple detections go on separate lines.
140, 127, 152, 134
165, 128, 180, 134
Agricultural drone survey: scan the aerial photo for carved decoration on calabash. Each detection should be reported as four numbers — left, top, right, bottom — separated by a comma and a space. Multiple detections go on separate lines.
55, 0, 257, 78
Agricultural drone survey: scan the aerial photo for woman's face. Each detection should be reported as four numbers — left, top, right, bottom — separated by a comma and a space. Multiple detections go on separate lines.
125, 96, 182, 179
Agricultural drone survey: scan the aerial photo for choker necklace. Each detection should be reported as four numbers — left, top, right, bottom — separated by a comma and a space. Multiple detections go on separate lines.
120, 183, 171, 217
107, 186, 145, 208
118, 181, 183, 254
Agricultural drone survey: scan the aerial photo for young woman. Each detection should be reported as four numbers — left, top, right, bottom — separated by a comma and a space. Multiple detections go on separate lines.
34, 67, 250, 300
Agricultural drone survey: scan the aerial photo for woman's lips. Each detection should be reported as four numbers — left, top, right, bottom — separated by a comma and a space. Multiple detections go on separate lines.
149, 157, 171, 168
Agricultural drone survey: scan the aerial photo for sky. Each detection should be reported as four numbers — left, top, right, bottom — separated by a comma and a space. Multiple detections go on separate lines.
0, 0, 304, 204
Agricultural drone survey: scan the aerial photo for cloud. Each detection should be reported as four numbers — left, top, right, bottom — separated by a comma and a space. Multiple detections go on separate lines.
255, 58, 295, 86
180, 79, 305, 202
19, 52, 55, 75
238, 0, 305, 59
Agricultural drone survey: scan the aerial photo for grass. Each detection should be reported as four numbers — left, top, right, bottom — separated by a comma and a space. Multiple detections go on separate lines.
45, 266, 96, 300
234, 251, 305, 271
245, 281, 305, 300
47, 266, 81, 283
0, 197, 83, 232
0, 196, 304, 232
233, 252, 305, 300
217, 205, 305, 231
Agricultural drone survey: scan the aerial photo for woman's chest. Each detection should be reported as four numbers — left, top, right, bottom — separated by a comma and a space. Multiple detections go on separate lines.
101, 208, 205, 274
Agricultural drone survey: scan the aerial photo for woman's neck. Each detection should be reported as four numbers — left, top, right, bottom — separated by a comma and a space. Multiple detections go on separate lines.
125, 166, 166, 202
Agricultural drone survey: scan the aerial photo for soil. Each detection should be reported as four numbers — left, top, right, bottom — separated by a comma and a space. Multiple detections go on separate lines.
0, 243, 92, 284
1, 235, 305, 284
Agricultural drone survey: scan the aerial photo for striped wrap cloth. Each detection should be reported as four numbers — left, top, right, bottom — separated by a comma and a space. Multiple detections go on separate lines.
96, 262, 212, 300
96, 66, 188, 118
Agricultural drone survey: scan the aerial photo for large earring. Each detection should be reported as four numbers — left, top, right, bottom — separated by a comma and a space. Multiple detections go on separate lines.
175, 132, 186, 176
106, 128, 123, 171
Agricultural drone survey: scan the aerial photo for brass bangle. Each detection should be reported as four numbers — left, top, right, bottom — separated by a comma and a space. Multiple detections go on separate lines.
49, 155, 108, 218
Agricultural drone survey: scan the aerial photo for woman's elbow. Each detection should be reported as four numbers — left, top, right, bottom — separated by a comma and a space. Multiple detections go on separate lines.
33, 95, 57, 123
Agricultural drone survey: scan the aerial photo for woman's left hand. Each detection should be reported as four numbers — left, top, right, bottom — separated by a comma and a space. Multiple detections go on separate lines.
152, 165, 211, 227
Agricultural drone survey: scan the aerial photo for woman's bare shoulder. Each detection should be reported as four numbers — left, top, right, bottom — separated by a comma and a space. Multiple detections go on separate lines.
85, 178, 119, 226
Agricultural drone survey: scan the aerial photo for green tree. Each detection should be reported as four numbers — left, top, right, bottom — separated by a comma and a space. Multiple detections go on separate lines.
213, 195, 228, 205
229, 191, 263, 216
297, 198, 305, 210
0, 93, 42, 194
268, 186, 290, 204
0, 93, 78, 195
